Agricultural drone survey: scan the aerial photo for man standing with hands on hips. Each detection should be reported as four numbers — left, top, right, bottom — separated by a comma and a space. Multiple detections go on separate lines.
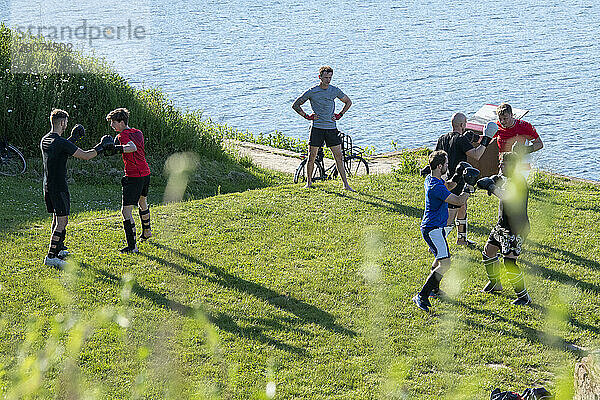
292, 66, 354, 191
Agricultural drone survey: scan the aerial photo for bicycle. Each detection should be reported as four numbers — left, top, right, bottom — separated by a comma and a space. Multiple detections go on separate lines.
0, 138, 26, 176
293, 132, 369, 184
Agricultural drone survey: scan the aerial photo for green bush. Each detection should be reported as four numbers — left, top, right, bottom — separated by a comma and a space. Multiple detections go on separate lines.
0, 24, 223, 160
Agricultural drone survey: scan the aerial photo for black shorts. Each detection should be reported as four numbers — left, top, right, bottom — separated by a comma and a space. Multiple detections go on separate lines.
309, 127, 343, 148
45, 190, 70, 216
122, 175, 150, 206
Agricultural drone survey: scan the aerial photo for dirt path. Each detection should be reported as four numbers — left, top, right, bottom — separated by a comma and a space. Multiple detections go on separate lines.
225, 139, 406, 175
225, 139, 599, 185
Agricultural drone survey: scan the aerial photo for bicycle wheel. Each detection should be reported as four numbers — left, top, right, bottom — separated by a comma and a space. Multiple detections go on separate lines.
343, 155, 369, 177
0, 144, 26, 176
293, 158, 325, 184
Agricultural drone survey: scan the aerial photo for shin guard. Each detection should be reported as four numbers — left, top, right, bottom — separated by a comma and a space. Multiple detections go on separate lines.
456, 218, 467, 241
504, 258, 527, 299
138, 207, 151, 240
482, 251, 502, 292
48, 229, 65, 258
482, 252, 500, 283
122, 219, 137, 252
419, 271, 443, 299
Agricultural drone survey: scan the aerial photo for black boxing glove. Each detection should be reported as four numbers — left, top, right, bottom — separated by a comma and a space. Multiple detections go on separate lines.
477, 177, 496, 195
490, 174, 504, 184
463, 167, 480, 187
68, 124, 85, 144
95, 135, 114, 155
455, 161, 471, 177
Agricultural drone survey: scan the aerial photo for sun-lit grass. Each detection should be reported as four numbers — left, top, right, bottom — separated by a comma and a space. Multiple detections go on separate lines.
0, 166, 598, 399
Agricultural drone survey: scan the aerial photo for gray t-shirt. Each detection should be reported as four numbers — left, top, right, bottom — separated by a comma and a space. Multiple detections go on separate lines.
298, 85, 346, 129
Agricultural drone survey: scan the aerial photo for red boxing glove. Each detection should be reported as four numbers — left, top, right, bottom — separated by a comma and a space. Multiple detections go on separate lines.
333, 113, 342, 121
304, 113, 316, 120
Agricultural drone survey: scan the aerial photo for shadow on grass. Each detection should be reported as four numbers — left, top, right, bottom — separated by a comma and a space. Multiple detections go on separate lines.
79, 261, 309, 357
322, 189, 494, 238
529, 303, 600, 336
527, 240, 600, 272
448, 298, 587, 357
321, 189, 423, 219
146, 242, 357, 339
519, 258, 600, 295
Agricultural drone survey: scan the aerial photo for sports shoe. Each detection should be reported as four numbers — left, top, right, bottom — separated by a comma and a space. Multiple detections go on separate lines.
58, 249, 70, 258
429, 288, 447, 299
512, 294, 532, 306
120, 246, 139, 254
44, 256, 66, 268
482, 281, 503, 293
457, 239, 477, 248
412, 294, 430, 312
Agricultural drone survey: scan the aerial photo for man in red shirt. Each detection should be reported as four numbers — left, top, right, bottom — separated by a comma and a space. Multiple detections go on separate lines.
495, 103, 544, 154
106, 108, 151, 253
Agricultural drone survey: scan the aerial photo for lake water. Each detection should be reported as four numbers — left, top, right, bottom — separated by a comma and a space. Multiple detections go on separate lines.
3, 0, 599, 179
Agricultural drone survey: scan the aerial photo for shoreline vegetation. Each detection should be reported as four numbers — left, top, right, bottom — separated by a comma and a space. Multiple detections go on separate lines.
1, 25, 599, 399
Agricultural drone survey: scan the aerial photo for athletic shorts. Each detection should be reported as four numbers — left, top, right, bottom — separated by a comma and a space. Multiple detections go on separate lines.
309, 127, 343, 148
45, 190, 70, 216
486, 225, 527, 256
421, 226, 450, 260
122, 175, 150, 206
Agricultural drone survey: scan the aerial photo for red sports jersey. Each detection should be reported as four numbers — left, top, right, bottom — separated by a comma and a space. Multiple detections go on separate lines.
116, 128, 150, 177
494, 119, 539, 152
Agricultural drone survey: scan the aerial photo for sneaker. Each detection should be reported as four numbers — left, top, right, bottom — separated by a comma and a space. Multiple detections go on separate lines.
482, 281, 503, 293
429, 288, 447, 299
412, 294, 430, 312
457, 239, 477, 248
512, 294, 532, 306
44, 256, 66, 268
120, 246, 139, 254
58, 249, 70, 258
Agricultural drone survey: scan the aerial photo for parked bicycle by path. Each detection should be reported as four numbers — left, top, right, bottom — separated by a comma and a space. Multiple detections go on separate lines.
0, 137, 26, 176
294, 131, 369, 184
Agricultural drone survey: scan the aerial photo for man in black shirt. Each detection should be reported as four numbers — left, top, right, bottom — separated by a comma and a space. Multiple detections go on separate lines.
476, 152, 532, 305
40, 109, 111, 267
434, 113, 491, 246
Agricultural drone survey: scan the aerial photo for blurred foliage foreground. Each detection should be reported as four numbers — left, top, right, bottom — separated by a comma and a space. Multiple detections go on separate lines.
1, 165, 599, 399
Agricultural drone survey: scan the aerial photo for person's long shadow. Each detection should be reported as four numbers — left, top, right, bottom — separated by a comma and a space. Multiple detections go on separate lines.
529, 303, 600, 336
146, 242, 357, 339
321, 189, 493, 237
321, 189, 423, 219
80, 261, 309, 356
446, 298, 587, 357
519, 258, 600, 294
527, 240, 600, 272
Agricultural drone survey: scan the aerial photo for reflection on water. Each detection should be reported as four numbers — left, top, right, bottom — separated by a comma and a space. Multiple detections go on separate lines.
3, 0, 599, 179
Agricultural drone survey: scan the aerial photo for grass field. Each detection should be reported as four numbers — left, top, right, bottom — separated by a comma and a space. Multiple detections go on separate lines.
1, 167, 599, 399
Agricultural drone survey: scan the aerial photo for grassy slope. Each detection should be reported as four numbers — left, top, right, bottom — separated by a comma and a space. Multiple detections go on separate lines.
1, 171, 599, 399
